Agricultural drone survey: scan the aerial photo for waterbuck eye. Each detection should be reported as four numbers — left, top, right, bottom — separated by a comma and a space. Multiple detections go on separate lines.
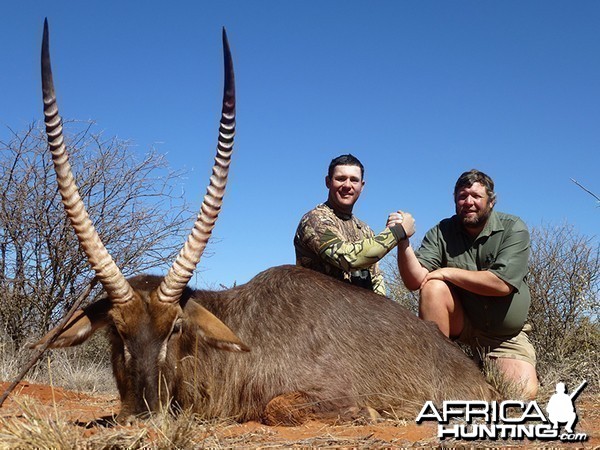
172, 319, 183, 335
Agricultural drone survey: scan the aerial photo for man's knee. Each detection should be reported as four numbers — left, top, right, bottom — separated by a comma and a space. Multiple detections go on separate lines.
420, 280, 461, 318
420, 279, 452, 305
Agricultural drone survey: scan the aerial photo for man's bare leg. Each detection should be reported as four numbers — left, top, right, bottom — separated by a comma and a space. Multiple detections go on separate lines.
421, 280, 539, 399
419, 279, 464, 338
493, 357, 539, 399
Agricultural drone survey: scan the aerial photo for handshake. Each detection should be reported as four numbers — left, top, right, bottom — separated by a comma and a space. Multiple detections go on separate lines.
387, 210, 416, 239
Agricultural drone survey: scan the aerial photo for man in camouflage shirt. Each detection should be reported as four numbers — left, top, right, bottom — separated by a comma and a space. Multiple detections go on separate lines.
294, 154, 414, 296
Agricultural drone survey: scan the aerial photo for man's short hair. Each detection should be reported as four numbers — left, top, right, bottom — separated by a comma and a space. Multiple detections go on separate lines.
328, 154, 365, 180
454, 169, 496, 203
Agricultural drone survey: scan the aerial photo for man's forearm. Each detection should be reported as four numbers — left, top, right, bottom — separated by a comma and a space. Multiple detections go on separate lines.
320, 227, 401, 271
431, 268, 513, 296
397, 239, 428, 291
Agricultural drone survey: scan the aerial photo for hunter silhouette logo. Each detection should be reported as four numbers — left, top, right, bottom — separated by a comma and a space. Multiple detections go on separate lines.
546, 380, 587, 435
416, 380, 588, 442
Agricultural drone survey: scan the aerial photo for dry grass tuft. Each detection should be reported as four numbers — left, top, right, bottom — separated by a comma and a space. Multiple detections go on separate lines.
0, 399, 78, 449
0, 397, 146, 449
0, 394, 254, 449
482, 360, 531, 401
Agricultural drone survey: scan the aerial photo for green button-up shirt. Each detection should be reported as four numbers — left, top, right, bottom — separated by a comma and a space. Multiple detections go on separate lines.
415, 210, 531, 336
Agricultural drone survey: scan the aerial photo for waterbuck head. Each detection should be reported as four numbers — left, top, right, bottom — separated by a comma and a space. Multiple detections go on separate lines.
32, 19, 248, 419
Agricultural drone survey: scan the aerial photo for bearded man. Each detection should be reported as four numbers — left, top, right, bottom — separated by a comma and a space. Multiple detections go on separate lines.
396, 169, 538, 398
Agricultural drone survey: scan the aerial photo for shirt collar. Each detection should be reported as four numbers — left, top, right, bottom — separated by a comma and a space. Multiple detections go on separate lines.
453, 210, 504, 240
324, 200, 353, 221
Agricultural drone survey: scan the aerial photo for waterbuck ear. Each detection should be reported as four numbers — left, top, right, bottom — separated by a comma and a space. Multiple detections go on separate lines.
29, 298, 112, 349
185, 301, 250, 353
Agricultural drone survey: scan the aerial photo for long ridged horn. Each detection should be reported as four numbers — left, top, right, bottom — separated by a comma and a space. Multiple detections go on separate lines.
157, 28, 235, 304
42, 19, 134, 304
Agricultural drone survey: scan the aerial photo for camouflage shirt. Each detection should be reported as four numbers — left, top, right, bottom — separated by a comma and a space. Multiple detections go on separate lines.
294, 202, 404, 296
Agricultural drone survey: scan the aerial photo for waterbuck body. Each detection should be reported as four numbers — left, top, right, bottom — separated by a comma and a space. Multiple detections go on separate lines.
165, 266, 497, 422
34, 20, 496, 425
59, 266, 495, 423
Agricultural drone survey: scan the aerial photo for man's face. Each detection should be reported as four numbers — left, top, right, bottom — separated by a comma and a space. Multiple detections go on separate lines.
455, 182, 494, 229
326, 165, 364, 214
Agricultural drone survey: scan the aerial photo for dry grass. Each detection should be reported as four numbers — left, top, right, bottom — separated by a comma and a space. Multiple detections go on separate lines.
0, 330, 117, 397
1, 321, 598, 448
0, 396, 213, 449
1, 383, 598, 449
0, 398, 406, 449
0, 397, 145, 449
43, 349, 116, 395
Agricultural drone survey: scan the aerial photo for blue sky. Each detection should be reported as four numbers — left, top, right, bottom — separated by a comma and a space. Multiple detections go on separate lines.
2, 1, 599, 289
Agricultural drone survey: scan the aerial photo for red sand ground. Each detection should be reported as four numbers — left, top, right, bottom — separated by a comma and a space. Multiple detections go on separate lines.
1, 381, 598, 448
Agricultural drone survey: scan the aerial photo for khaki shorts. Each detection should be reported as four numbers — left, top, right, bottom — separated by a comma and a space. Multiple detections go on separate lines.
458, 318, 537, 367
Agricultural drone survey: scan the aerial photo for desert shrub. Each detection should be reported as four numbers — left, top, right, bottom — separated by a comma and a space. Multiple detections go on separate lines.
0, 122, 192, 348
0, 328, 45, 382
527, 223, 599, 391
40, 332, 116, 394
384, 257, 420, 315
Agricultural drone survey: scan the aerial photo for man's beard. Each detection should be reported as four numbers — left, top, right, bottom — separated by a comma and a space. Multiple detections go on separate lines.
459, 204, 493, 229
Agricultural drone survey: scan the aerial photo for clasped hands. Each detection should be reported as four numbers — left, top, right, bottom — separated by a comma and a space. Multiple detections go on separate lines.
386, 210, 416, 238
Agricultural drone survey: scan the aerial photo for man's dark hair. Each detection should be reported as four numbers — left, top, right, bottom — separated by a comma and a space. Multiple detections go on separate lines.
453, 169, 496, 203
327, 154, 364, 179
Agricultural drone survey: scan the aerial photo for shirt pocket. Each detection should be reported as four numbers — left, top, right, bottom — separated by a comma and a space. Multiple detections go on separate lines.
480, 252, 497, 270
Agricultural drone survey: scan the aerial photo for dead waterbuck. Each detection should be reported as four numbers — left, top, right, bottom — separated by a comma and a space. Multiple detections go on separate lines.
32, 20, 496, 425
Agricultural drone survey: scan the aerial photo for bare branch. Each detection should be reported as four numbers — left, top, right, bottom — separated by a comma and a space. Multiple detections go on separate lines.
571, 178, 600, 204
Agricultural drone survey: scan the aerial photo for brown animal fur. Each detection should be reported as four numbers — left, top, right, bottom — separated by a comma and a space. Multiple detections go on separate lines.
37, 265, 497, 424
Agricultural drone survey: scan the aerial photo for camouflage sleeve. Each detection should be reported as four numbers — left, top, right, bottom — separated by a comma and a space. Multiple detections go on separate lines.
318, 227, 401, 271
371, 271, 387, 296
294, 211, 334, 261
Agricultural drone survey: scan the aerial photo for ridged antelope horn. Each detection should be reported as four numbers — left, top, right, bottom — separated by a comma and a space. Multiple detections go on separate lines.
41, 19, 134, 304
158, 28, 235, 304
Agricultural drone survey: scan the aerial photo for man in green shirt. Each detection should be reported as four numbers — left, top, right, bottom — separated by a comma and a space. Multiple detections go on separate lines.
397, 169, 538, 398
295, 154, 414, 295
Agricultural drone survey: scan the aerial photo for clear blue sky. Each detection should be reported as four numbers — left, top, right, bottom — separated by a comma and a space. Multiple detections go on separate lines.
2, 1, 599, 289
